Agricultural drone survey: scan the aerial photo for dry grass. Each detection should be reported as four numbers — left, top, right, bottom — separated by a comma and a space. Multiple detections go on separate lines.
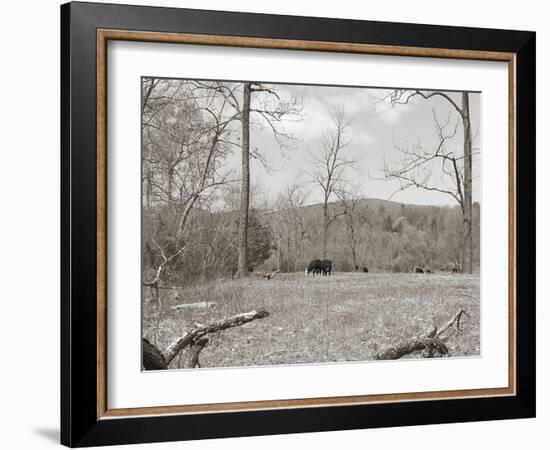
143, 272, 480, 369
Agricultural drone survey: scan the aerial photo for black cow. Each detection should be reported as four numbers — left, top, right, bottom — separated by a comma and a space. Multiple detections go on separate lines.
362, 267, 369, 273
318, 259, 332, 276
414, 267, 424, 273
306, 259, 332, 276
306, 259, 322, 275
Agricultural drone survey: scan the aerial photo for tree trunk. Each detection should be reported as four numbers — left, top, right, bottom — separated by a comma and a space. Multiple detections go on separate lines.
167, 166, 173, 204
322, 201, 329, 259
351, 245, 357, 271
142, 338, 168, 370
462, 92, 473, 274
349, 217, 357, 269
177, 193, 198, 237
294, 239, 302, 272
145, 165, 152, 210
238, 83, 252, 277
286, 236, 292, 272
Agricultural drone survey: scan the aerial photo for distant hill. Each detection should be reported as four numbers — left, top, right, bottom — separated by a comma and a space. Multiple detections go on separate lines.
260, 197, 454, 221
143, 196, 478, 278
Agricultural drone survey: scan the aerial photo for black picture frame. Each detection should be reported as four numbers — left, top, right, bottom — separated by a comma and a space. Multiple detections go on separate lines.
61, 1, 536, 447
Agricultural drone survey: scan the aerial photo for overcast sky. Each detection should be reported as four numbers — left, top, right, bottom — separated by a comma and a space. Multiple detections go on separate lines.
222, 82, 481, 208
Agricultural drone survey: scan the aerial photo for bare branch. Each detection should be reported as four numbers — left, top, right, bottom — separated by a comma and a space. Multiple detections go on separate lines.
384, 103, 465, 209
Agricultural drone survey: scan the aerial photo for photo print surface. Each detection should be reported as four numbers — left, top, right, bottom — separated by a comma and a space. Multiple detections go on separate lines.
141, 78, 481, 371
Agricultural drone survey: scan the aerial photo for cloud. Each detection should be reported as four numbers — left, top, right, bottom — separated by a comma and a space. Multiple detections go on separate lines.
376, 106, 406, 125
275, 84, 375, 143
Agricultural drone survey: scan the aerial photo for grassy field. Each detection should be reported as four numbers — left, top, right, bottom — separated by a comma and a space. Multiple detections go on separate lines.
143, 272, 480, 369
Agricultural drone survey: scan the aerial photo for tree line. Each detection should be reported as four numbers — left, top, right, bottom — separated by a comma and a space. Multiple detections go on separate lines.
263, 195, 480, 274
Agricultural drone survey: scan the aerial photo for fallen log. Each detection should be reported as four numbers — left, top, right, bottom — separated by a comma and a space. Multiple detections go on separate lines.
164, 308, 269, 365
374, 308, 470, 360
143, 308, 270, 369
256, 270, 281, 280
264, 270, 281, 280
171, 301, 216, 310
375, 337, 448, 360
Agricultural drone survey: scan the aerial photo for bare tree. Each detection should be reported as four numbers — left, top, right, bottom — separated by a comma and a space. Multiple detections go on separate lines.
308, 108, 357, 259
268, 179, 311, 272
142, 77, 187, 210
181, 81, 302, 277
286, 182, 311, 272
141, 79, 239, 290
336, 184, 367, 271
383, 90, 475, 273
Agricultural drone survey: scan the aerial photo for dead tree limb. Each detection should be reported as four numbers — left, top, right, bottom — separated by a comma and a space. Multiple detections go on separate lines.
143, 241, 215, 308
171, 301, 217, 310
375, 337, 448, 360
165, 308, 269, 365
435, 308, 471, 338
143, 308, 270, 369
374, 308, 470, 360
183, 337, 209, 368
263, 270, 281, 280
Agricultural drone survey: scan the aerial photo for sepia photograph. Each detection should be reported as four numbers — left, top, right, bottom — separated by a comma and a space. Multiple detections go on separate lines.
141, 77, 481, 371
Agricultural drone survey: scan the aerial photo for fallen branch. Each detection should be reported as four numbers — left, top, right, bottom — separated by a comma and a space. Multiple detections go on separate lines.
165, 308, 269, 364
256, 269, 281, 280
143, 308, 270, 369
263, 269, 281, 280
183, 337, 209, 368
171, 301, 216, 310
375, 308, 470, 360
375, 337, 448, 360
435, 308, 471, 338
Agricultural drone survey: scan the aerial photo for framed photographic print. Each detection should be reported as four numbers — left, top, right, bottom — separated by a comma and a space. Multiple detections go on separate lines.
60, 1, 536, 447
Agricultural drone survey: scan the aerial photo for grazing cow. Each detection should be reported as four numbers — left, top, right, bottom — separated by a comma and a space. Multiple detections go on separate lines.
362, 267, 369, 273
425, 268, 432, 274
306, 259, 322, 275
414, 267, 424, 273
318, 259, 332, 276
451, 267, 459, 273
306, 259, 332, 276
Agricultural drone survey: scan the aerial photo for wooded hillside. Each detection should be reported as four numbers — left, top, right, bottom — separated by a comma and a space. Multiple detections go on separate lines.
143, 197, 480, 287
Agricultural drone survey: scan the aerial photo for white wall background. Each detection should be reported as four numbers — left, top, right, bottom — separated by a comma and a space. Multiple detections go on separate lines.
0, 1, 545, 448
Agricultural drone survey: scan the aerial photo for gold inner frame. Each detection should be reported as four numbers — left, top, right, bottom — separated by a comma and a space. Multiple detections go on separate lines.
96, 29, 517, 420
